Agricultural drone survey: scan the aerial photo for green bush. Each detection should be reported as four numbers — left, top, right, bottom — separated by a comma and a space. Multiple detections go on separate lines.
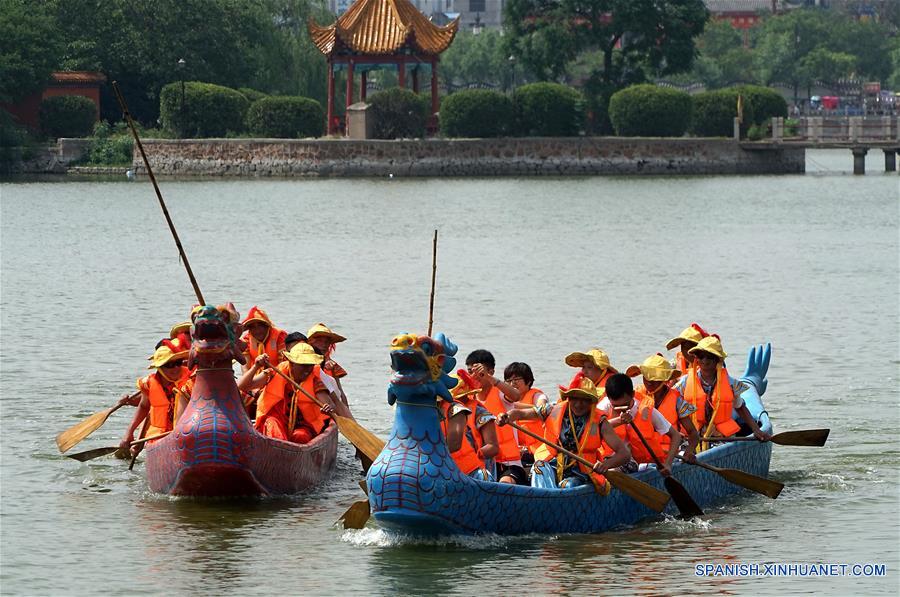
245, 96, 324, 138
238, 87, 268, 103
38, 95, 96, 138
512, 83, 583, 136
83, 121, 134, 166
159, 81, 249, 137
690, 86, 788, 137
368, 88, 429, 139
608, 84, 692, 137
440, 89, 513, 138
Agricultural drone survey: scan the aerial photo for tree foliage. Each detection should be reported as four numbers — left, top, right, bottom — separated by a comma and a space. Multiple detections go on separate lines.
0, 0, 64, 102
39, 95, 96, 138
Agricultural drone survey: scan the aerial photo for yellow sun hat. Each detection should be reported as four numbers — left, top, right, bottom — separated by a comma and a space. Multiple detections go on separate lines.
170, 321, 191, 338
283, 342, 323, 366
625, 353, 681, 382
147, 345, 189, 369
559, 376, 602, 403
564, 348, 617, 374
307, 323, 346, 344
665, 323, 709, 350
688, 335, 727, 360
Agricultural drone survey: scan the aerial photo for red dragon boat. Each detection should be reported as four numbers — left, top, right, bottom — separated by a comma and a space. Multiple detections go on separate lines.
144, 305, 338, 497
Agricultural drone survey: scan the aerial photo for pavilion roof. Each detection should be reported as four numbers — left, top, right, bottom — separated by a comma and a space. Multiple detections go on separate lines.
308, 0, 458, 56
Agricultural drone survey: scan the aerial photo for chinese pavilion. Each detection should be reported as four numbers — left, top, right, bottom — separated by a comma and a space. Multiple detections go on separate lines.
308, 0, 459, 135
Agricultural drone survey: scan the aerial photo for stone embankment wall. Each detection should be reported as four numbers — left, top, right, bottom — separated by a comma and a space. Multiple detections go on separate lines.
133, 137, 805, 177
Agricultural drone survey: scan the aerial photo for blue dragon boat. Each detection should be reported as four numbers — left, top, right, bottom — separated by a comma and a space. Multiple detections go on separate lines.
366, 333, 774, 535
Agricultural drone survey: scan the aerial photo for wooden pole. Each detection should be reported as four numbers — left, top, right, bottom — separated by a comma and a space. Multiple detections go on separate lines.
427, 230, 438, 336
327, 61, 335, 135
111, 81, 205, 305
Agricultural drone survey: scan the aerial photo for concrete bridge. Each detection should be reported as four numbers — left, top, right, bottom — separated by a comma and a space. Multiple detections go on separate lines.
742, 115, 899, 174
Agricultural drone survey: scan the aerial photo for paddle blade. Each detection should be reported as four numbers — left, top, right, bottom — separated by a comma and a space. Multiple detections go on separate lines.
56, 407, 117, 453
334, 415, 385, 463
605, 470, 670, 513
66, 446, 120, 462
772, 429, 829, 447
664, 476, 704, 519
338, 500, 371, 530
718, 467, 784, 499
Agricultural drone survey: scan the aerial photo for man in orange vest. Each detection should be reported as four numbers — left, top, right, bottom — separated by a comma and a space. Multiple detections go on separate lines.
307, 323, 349, 408
665, 323, 709, 380
562, 348, 617, 398
118, 344, 192, 457
502, 362, 550, 466
600, 373, 682, 475
626, 355, 700, 463
240, 306, 287, 373
241, 343, 351, 443
501, 377, 630, 490
465, 349, 526, 485
671, 335, 771, 447
441, 370, 499, 481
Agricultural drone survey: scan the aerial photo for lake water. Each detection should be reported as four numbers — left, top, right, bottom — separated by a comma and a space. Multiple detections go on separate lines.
1, 149, 898, 595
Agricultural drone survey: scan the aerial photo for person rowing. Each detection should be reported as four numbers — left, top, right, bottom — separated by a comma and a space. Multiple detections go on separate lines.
500, 376, 631, 491
440, 370, 499, 481
665, 323, 709, 382
562, 348, 617, 399
240, 306, 287, 373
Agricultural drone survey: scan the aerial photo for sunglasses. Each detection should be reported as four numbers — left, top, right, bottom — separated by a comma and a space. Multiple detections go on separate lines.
695, 353, 718, 362
162, 361, 184, 368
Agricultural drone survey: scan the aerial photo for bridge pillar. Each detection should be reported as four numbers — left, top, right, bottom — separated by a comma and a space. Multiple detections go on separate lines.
852, 147, 868, 175
885, 149, 897, 173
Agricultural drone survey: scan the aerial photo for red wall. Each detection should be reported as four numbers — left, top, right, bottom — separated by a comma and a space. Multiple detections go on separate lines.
2, 85, 101, 131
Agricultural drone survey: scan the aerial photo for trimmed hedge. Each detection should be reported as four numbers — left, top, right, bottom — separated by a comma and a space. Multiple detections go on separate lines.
368, 88, 429, 139
238, 87, 268, 103
160, 81, 249, 137
245, 96, 324, 138
39, 95, 96, 138
513, 83, 583, 137
608, 84, 692, 137
690, 85, 788, 137
440, 89, 513, 138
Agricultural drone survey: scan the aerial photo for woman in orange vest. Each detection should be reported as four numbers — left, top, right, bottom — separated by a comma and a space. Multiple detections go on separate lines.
671, 335, 772, 447
240, 306, 287, 373
626, 354, 700, 463
599, 373, 683, 475
241, 343, 351, 443
665, 323, 708, 381
562, 348, 617, 398
502, 362, 550, 465
119, 344, 192, 457
441, 370, 499, 481
465, 349, 525, 485
501, 377, 630, 490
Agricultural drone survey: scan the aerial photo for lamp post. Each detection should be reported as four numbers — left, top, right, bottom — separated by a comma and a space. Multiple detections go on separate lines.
177, 58, 186, 136
508, 55, 517, 93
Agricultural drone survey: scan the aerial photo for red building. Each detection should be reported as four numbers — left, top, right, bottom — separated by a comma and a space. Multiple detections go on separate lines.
2, 71, 106, 131
706, 0, 778, 45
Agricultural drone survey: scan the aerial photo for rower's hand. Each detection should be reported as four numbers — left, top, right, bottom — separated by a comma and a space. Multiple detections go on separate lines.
118, 393, 140, 407
619, 410, 633, 425
658, 463, 672, 477
592, 461, 609, 475
320, 403, 335, 415
253, 354, 270, 370
497, 413, 509, 426
469, 363, 491, 385
681, 450, 697, 464
119, 435, 133, 451
754, 429, 773, 442
324, 358, 338, 371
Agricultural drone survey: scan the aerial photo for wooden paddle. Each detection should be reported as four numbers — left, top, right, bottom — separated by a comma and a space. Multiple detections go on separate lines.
66, 431, 172, 462
267, 366, 385, 462
506, 421, 670, 513
55, 391, 140, 453
628, 422, 704, 518
710, 429, 830, 447
676, 455, 784, 499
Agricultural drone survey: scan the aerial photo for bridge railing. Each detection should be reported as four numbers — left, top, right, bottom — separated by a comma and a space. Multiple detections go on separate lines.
774, 116, 899, 143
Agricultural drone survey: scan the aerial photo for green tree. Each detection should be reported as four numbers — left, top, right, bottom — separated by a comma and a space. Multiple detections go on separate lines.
798, 47, 856, 94
441, 31, 520, 91
0, 0, 64, 102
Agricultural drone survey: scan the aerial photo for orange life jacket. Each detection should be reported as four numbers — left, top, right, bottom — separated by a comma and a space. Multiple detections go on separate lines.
256, 362, 330, 434
478, 385, 520, 462
684, 367, 741, 438
635, 385, 679, 454
139, 367, 190, 437
534, 401, 609, 490
242, 327, 287, 366
601, 398, 668, 464
440, 400, 485, 475
516, 388, 546, 452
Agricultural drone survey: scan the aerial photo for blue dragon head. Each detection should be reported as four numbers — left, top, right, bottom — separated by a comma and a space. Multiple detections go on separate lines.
388, 332, 458, 406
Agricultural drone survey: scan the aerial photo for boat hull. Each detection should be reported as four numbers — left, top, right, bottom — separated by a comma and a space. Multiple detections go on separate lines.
145, 390, 338, 497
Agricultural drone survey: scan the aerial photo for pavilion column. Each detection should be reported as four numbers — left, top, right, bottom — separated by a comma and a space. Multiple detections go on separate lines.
345, 59, 354, 135
398, 58, 406, 89
360, 71, 367, 102
412, 67, 419, 94
327, 60, 335, 135
430, 58, 439, 117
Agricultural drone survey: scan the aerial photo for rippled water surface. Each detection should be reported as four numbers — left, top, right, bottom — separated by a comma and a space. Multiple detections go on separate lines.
1, 150, 898, 595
